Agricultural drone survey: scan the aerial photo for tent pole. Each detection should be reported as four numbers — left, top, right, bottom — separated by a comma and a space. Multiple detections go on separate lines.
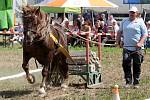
143, 9, 146, 22
81, 7, 83, 15
92, 10, 95, 28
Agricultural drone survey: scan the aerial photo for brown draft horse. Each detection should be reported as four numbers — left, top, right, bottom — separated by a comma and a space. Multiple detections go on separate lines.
22, 6, 69, 95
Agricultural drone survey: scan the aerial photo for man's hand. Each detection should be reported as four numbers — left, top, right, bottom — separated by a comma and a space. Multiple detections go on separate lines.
116, 41, 123, 48
119, 41, 123, 48
136, 34, 147, 48
136, 42, 143, 48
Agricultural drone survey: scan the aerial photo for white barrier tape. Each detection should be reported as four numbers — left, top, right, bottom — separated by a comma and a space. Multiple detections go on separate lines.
0, 69, 42, 81
98, 33, 111, 35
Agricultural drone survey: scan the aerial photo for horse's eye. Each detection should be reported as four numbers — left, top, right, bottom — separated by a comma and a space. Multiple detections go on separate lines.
33, 32, 36, 34
31, 31, 36, 34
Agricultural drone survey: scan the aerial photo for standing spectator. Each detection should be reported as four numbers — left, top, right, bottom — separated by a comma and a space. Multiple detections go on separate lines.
83, 10, 91, 21
107, 15, 116, 26
107, 15, 116, 35
99, 13, 107, 23
116, 6, 148, 88
10, 23, 24, 45
77, 14, 84, 30
77, 14, 84, 25
112, 20, 119, 39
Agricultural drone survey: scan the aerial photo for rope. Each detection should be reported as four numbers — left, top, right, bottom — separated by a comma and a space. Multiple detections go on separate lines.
76, 34, 100, 44
55, 22, 101, 45
67, 33, 100, 45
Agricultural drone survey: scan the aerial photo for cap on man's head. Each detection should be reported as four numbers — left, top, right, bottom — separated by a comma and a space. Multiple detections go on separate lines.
129, 6, 138, 12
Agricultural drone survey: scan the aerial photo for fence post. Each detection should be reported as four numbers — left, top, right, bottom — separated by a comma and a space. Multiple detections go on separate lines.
98, 33, 102, 62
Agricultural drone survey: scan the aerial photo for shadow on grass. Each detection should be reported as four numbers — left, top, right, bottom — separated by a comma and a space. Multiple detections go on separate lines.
0, 90, 32, 99
0, 42, 4, 46
69, 83, 87, 89
0, 41, 13, 47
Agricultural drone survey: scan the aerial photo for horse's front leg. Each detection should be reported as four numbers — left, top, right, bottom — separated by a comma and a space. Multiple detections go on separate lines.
22, 55, 35, 84
38, 64, 50, 96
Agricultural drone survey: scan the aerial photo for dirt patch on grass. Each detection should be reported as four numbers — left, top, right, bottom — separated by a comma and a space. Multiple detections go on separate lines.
0, 47, 150, 100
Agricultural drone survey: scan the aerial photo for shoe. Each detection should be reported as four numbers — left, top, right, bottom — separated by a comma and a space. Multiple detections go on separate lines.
133, 84, 140, 89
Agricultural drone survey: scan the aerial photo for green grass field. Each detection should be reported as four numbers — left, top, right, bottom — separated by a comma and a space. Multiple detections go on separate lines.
0, 45, 150, 100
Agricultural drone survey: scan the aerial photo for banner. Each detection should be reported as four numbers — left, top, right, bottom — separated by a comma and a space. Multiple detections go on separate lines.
0, 0, 14, 30
0, 10, 8, 29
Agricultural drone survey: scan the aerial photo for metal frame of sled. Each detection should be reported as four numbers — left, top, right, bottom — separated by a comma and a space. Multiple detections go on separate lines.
68, 32, 102, 88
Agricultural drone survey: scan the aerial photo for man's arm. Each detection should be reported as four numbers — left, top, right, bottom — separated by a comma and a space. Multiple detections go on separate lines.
116, 30, 123, 47
136, 21, 148, 48
136, 34, 148, 48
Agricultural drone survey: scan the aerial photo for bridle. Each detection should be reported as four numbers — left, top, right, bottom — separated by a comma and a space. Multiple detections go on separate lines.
23, 13, 50, 45
23, 29, 48, 46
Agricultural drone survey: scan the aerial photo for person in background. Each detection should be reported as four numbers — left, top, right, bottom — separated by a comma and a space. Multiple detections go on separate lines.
93, 20, 101, 33
80, 20, 92, 33
10, 23, 24, 45
68, 20, 80, 46
147, 21, 150, 34
116, 6, 148, 88
107, 15, 116, 26
92, 20, 104, 41
112, 20, 119, 40
76, 14, 85, 30
77, 14, 84, 25
145, 21, 150, 48
79, 20, 92, 46
99, 13, 107, 23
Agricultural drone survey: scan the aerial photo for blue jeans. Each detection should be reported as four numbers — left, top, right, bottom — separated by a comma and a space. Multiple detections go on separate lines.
122, 48, 144, 85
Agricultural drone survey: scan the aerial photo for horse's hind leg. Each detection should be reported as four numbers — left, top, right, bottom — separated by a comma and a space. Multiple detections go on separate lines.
38, 64, 50, 96
60, 58, 69, 88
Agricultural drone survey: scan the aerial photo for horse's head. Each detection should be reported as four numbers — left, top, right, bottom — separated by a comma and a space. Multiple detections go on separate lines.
22, 5, 49, 45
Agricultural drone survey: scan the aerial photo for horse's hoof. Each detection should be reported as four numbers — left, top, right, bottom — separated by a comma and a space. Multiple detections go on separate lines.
61, 84, 68, 88
39, 87, 46, 94
39, 93, 47, 97
26, 74, 35, 84
46, 84, 52, 90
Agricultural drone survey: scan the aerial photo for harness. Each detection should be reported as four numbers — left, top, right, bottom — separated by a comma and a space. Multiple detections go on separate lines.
49, 33, 75, 63
23, 11, 74, 63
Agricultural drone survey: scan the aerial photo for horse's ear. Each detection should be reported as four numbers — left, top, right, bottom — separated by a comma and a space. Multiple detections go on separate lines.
22, 6, 27, 13
35, 7, 40, 15
22, 5, 32, 14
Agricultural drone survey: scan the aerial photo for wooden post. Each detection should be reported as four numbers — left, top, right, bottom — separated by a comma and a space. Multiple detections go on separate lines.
98, 33, 102, 62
